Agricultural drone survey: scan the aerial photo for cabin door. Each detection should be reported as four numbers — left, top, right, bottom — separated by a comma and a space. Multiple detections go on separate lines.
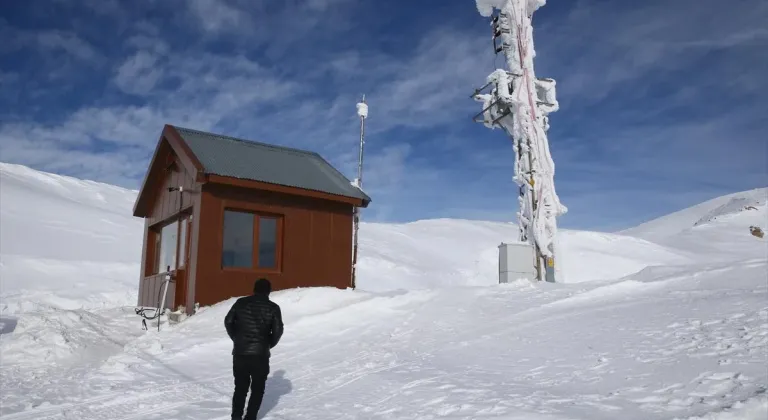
173, 216, 193, 311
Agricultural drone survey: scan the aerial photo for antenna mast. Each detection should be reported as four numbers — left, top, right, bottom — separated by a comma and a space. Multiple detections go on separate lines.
470, 0, 567, 282
351, 95, 368, 289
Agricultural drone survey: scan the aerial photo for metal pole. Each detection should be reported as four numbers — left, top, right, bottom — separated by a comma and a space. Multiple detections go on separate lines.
351, 95, 367, 289
357, 94, 367, 187
174, 187, 183, 274
525, 147, 543, 282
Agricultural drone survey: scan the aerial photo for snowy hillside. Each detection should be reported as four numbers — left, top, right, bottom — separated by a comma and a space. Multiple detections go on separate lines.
621, 188, 767, 263
622, 188, 767, 242
0, 163, 143, 313
1, 163, 766, 420
357, 218, 693, 290
0, 162, 691, 311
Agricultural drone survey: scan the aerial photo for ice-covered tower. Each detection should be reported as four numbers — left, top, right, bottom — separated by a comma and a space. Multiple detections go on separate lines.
470, 0, 567, 281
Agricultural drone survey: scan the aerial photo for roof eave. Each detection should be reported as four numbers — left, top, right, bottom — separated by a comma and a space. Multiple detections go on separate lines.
204, 173, 368, 207
355, 189, 372, 208
132, 129, 167, 218
132, 124, 207, 218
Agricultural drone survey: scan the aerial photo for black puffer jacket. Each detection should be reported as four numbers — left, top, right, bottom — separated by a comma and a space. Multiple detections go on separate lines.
224, 294, 284, 357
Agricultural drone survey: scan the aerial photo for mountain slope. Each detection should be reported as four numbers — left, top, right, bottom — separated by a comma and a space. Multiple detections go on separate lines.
621, 188, 767, 241
0, 163, 143, 313
620, 187, 767, 263
0, 163, 766, 420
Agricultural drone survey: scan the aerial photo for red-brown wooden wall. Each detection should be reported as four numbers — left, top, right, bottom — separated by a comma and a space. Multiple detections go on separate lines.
137, 139, 197, 311
192, 183, 354, 307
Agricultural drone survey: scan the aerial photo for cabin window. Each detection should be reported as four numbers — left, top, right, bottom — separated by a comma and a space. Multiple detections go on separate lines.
152, 217, 188, 274
156, 221, 178, 273
222, 210, 254, 268
152, 231, 161, 274
178, 218, 188, 267
222, 209, 282, 270
256, 216, 277, 268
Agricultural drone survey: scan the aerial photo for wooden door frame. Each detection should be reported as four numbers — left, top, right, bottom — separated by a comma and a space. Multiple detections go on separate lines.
173, 215, 193, 310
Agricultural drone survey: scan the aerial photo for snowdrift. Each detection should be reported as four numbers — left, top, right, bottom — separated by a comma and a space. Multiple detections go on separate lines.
1, 163, 766, 419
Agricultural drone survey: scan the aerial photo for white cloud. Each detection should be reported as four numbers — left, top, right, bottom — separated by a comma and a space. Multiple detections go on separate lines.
1, 0, 765, 228
114, 50, 164, 95
125, 33, 169, 55
61, 0, 123, 16
535, 0, 768, 106
0, 134, 149, 187
1, 41, 301, 187
36, 31, 99, 62
188, 0, 247, 33
0, 21, 101, 65
313, 28, 490, 135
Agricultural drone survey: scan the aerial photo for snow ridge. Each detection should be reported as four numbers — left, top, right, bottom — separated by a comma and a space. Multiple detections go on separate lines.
621, 187, 767, 241
693, 196, 765, 227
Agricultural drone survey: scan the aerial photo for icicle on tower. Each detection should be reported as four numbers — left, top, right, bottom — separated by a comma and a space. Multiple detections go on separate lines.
470, 0, 567, 282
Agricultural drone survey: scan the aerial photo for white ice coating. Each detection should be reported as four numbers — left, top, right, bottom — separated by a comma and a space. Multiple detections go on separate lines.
356, 102, 368, 118
476, 0, 547, 17
473, 0, 566, 261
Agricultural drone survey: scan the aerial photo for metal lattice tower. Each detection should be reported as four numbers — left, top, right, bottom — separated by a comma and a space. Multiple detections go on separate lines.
470, 0, 567, 281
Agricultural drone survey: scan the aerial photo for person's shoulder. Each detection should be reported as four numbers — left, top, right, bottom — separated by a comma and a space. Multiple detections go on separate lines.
268, 299, 281, 311
231, 296, 250, 308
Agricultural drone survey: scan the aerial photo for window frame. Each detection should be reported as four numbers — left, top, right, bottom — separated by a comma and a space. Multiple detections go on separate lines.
149, 214, 190, 275
177, 216, 191, 269
220, 207, 284, 273
155, 219, 178, 274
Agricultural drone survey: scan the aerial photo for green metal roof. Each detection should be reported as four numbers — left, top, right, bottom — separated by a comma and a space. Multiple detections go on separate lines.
172, 125, 370, 205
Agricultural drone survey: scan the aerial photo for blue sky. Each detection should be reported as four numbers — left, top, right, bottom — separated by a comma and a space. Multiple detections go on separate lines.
1, 0, 766, 231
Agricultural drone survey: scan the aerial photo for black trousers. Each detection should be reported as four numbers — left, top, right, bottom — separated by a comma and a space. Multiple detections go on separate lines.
231, 354, 270, 420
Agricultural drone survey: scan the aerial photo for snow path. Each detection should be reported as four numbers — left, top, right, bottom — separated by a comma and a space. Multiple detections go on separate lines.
3, 260, 766, 420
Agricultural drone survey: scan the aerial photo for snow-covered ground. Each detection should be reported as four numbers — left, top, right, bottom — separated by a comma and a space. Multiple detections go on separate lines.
1, 162, 766, 419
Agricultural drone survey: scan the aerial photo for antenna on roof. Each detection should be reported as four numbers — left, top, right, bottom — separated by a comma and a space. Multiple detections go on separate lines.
351, 94, 368, 289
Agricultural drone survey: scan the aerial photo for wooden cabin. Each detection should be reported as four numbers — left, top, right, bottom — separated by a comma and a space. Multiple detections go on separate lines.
132, 124, 371, 315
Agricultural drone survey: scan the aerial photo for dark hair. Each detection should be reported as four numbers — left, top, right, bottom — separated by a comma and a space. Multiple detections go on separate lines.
253, 278, 272, 295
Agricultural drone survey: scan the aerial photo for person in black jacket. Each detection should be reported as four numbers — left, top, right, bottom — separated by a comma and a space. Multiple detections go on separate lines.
224, 278, 284, 420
